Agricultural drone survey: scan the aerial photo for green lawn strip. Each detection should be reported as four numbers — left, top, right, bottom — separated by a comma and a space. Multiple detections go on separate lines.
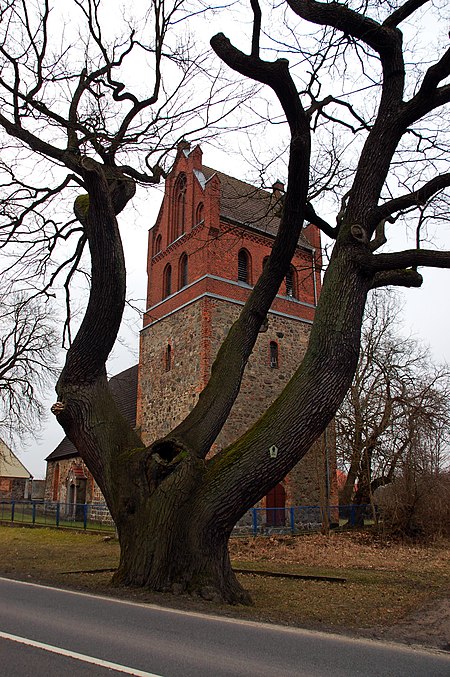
0, 526, 119, 580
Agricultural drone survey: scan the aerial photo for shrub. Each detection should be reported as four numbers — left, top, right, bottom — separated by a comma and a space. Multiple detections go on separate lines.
376, 471, 450, 541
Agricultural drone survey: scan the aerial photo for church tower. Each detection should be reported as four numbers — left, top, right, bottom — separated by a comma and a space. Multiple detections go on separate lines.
137, 142, 336, 510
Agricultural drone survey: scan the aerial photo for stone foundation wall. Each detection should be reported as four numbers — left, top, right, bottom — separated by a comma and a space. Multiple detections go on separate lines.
0, 478, 27, 501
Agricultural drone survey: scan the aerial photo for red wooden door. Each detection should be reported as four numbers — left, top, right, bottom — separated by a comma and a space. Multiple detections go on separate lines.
266, 483, 286, 526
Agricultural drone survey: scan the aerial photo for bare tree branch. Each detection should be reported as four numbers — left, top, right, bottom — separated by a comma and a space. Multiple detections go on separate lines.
370, 173, 450, 225
250, 0, 262, 58
383, 0, 430, 29
371, 269, 423, 289
211, 33, 308, 134
286, 0, 400, 57
370, 249, 450, 273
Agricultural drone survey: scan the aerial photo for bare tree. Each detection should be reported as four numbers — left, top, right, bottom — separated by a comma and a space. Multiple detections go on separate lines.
0, 292, 60, 442
337, 291, 450, 512
1, 0, 450, 603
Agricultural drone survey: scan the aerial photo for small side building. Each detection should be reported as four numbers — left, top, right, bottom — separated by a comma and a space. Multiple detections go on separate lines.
0, 439, 33, 500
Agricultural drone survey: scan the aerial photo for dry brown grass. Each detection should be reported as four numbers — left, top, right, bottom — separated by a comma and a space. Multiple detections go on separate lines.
229, 530, 449, 575
230, 531, 449, 645
1, 526, 448, 648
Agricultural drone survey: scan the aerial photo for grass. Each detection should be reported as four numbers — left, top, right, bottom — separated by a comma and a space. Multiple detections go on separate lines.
229, 532, 449, 634
0, 526, 448, 647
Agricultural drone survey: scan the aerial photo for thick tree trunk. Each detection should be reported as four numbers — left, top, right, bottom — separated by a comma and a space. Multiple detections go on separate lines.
55, 375, 252, 602
111, 455, 251, 604
114, 505, 250, 604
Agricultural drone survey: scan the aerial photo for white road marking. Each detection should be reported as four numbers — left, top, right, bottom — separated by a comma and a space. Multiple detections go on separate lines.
0, 576, 447, 658
0, 630, 163, 677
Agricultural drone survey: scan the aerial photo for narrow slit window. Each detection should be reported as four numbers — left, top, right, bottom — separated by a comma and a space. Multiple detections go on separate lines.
195, 202, 204, 224
270, 341, 279, 369
178, 253, 188, 289
165, 344, 172, 372
163, 264, 172, 299
171, 173, 187, 242
154, 234, 162, 256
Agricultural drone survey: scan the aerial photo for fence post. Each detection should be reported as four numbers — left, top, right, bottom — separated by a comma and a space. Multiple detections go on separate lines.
56, 502, 60, 528
11, 500, 15, 523
251, 508, 257, 536
83, 504, 88, 530
290, 507, 295, 534
32, 502, 36, 525
350, 504, 355, 527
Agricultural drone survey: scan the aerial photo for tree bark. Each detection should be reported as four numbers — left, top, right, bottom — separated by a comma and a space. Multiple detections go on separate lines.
113, 458, 251, 604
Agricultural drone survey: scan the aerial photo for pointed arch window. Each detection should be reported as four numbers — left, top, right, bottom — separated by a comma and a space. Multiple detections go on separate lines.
285, 265, 296, 298
153, 234, 162, 256
195, 202, 204, 224
163, 264, 172, 299
238, 249, 250, 284
171, 173, 187, 243
178, 253, 188, 289
270, 341, 279, 369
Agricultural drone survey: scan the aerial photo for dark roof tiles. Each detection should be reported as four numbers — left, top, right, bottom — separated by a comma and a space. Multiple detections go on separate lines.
202, 166, 312, 248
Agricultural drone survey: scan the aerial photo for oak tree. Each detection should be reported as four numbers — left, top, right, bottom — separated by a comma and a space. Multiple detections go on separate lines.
1, 0, 450, 602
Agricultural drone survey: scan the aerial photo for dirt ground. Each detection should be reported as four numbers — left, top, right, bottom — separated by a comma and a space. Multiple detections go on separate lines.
373, 597, 450, 650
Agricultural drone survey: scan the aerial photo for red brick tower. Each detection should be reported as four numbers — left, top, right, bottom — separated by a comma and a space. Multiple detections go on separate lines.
137, 142, 336, 510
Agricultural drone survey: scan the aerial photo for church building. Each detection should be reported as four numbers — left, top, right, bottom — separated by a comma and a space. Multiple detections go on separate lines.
45, 142, 337, 519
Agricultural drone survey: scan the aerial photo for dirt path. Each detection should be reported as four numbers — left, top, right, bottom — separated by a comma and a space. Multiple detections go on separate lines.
368, 597, 450, 651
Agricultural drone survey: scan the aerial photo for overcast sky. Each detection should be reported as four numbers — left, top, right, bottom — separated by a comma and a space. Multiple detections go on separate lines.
4, 0, 449, 478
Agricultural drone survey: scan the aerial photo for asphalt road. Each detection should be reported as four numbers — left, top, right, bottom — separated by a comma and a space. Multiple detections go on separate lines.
0, 576, 448, 676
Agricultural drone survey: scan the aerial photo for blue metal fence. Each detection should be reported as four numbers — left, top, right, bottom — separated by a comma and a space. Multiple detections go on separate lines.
0, 500, 373, 534
0, 500, 115, 531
